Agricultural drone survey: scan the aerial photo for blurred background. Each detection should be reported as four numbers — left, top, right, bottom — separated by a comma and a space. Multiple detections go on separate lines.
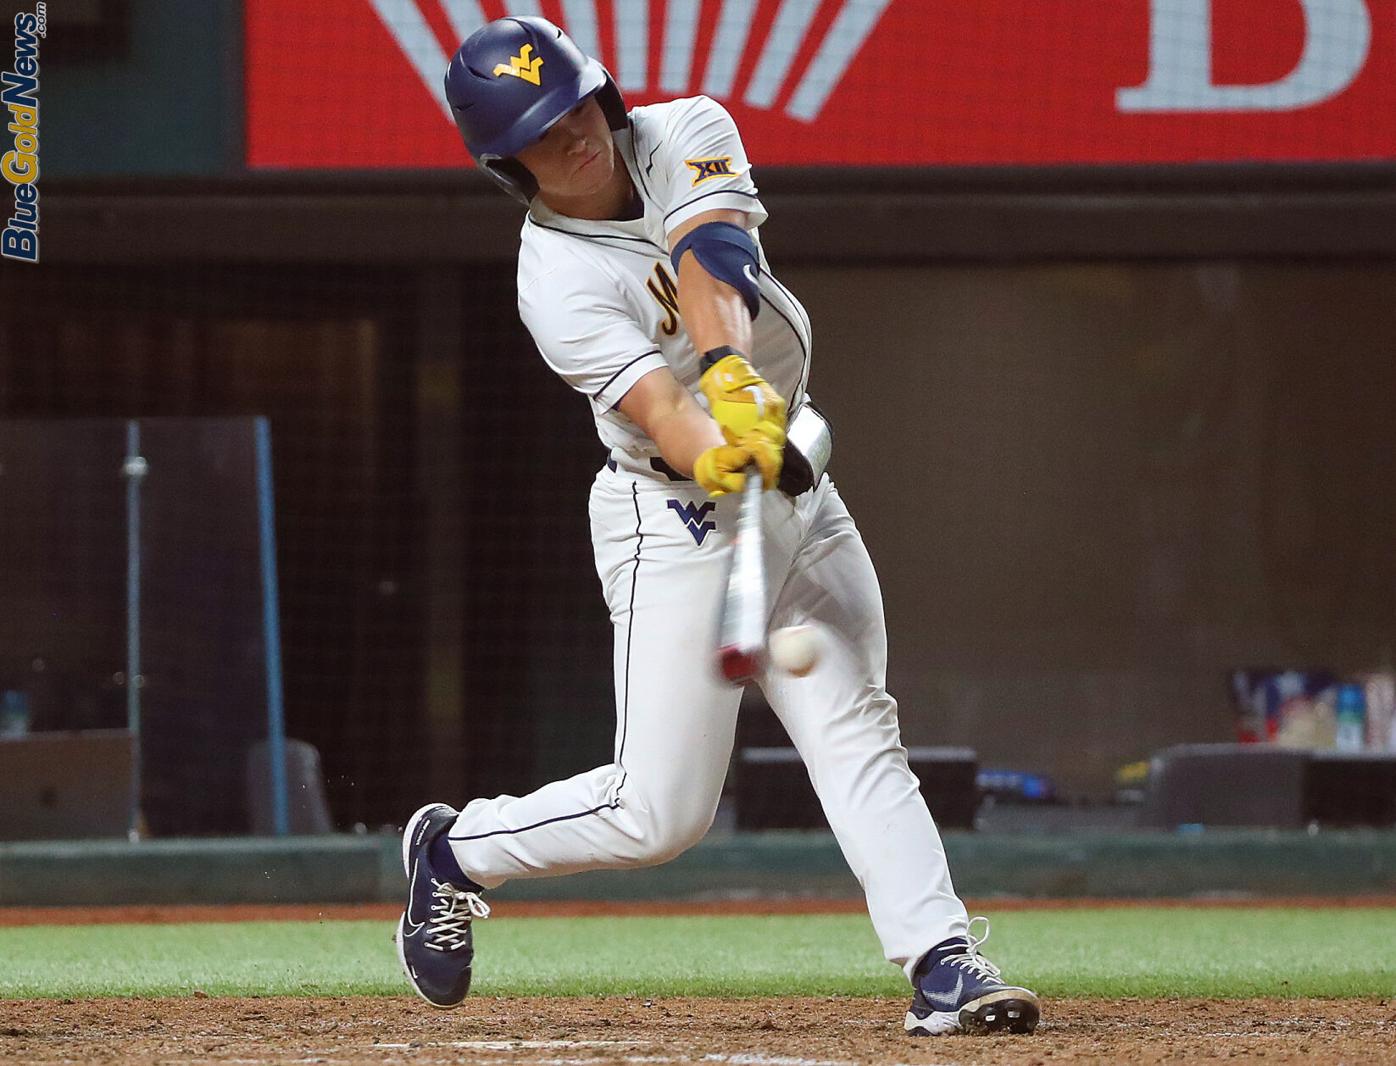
1, 0, 1394, 844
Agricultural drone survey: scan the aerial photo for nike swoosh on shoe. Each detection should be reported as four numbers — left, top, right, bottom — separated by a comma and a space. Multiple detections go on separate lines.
403, 857, 429, 934
921, 974, 966, 1012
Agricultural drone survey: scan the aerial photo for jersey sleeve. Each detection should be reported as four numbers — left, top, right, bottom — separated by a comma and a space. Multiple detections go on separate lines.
658, 96, 768, 239
519, 271, 669, 412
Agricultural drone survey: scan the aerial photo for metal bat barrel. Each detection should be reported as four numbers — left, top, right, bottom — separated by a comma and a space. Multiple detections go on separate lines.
717, 464, 766, 684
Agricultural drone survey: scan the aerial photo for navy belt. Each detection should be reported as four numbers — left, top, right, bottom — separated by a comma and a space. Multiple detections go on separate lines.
605, 455, 690, 482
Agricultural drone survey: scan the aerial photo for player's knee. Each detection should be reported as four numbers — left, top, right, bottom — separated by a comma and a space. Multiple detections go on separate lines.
627, 799, 716, 866
636, 831, 704, 866
652, 810, 714, 863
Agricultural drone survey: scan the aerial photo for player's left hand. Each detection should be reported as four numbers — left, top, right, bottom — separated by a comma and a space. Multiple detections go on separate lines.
694, 432, 782, 496
699, 353, 787, 453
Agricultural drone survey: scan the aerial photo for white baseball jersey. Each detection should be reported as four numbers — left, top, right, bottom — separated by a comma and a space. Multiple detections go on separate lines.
517, 96, 812, 458
443, 96, 970, 980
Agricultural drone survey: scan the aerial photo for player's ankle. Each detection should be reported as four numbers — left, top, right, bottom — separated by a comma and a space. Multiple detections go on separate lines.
428, 827, 482, 890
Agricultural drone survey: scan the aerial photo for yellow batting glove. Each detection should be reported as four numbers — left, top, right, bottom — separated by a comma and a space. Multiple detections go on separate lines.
699, 351, 788, 452
693, 444, 750, 497
693, 433, 783, 497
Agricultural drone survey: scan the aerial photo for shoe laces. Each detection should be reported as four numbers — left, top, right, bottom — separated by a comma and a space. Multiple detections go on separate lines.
425, 880, 490, 953
937, 916, 1002, 981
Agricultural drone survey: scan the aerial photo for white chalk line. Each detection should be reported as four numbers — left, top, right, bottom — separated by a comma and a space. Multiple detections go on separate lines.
153, 1041, 927, 1066
367, 1043, 860, 1066
374, 1040, 652, 1050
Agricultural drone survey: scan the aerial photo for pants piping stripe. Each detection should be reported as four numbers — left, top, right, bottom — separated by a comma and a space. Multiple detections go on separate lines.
448, 801, 622, 843
617, 481, 643, 769
448, 484, 644, 846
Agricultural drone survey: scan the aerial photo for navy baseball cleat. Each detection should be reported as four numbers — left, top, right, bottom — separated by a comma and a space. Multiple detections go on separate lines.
396, 802, 490, 1009
905, 917, 1040, 1036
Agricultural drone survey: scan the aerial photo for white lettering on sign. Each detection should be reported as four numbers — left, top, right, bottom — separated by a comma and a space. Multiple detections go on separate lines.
1118, 0, 1371, 113
372, 0, 891, 125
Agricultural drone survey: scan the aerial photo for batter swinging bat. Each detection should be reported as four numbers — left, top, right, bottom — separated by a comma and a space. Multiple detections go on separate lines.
717, 463, 766, 684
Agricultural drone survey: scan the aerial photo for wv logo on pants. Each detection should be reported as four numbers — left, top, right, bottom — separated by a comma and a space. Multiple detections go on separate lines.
667, 499, 716, 546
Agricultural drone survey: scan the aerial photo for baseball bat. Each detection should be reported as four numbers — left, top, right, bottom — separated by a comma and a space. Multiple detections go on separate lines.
716, 463, 766, 684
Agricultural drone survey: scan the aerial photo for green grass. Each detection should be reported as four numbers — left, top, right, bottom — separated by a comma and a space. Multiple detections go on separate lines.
2, 909, 1394, 1000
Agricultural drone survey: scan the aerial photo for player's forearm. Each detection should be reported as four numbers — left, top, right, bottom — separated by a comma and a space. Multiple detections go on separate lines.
617, 367, 726, 478
676, 254, 753, 359
647, 397, 725, 478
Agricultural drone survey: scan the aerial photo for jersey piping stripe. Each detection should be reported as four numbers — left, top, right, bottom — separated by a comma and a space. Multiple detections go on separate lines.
759, 288, 810, 410
628, 123, 656, 204
765, 271, 812, 336
447, 486, 643, 846
763, 273, 813, 407
530, 220, 664, 254
663, 187, 762, 224
593, 349, 662, 407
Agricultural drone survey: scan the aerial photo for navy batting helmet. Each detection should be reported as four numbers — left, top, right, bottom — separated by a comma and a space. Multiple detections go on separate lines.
444, 17, 627, 203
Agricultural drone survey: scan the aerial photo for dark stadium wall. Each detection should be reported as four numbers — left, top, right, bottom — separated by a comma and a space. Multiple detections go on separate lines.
34, 0, 239, 177
11, 0, 1396, 823
414, 255, 1396, 801
0, 265, 433, 830
4, 255, 1394, 820
782, 262, 1396, 792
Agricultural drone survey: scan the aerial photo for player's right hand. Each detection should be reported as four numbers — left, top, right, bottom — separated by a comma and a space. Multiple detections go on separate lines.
693, 433, 782, 497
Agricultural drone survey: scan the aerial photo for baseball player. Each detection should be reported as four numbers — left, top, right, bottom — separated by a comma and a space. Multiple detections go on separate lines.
396, 16, 1039, 1038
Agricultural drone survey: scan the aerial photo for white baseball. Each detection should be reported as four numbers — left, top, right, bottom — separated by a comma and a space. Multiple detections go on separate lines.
769, 625, 821, 677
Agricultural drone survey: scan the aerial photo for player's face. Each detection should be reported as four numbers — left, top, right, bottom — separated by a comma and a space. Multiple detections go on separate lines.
515, 96, 619, 202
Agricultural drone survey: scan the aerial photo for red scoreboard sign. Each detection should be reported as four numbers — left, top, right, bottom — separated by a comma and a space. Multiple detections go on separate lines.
245, 0, 1396, 168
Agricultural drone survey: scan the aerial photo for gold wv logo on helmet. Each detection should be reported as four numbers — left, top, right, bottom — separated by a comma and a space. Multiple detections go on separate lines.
493, 44, 543, 86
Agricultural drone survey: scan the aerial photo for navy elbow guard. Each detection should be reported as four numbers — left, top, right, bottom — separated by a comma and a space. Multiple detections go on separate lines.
669, 221, 761, 320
